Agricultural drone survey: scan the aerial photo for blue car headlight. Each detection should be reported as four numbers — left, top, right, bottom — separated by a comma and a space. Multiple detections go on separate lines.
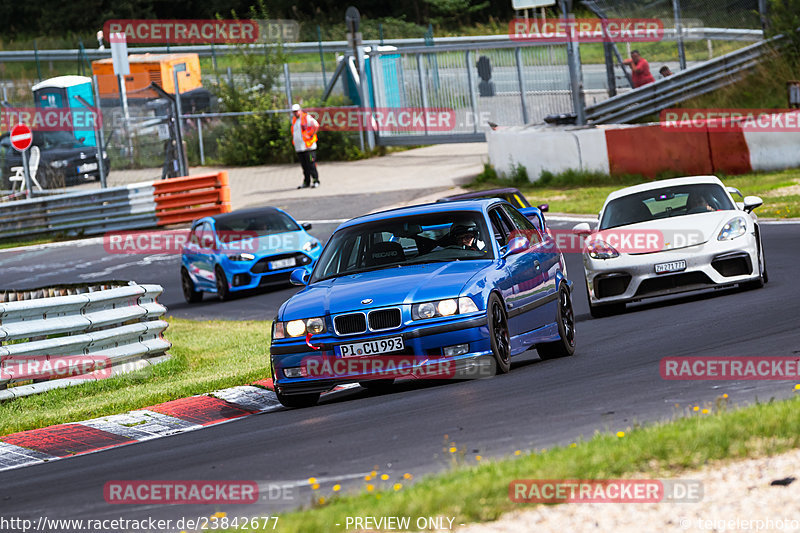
718, 216, 747, 241
227, 252, 256, 261
412, 297, 479, 320
303, 239, 320, 252
273, 317, 326, 339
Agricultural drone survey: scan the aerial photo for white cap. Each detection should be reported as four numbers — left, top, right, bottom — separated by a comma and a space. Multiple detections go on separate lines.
291, 104, 301, 111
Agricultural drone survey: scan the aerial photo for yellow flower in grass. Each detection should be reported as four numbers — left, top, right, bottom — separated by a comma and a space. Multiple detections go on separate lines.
366, 484, 375, 492
312, 483, 320, 490
381, 474, 389, 481
693, 406, 700, 412
333, 484, 341, 492
449, 446, 457, 453
403, 473, 413, 480
702, 408, 709, 414
308, 477, 317, 485
616, 431, 625, 438
393, 483, 402, 491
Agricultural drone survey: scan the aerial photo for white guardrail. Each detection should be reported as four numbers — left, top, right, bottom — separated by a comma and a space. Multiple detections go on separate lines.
0, 282, 171, 400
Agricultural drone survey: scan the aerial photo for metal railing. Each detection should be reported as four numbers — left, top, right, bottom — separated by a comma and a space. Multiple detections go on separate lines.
0, 184, 157, 241
0, 28, 764, 63
0, 282, 170, 400
585, 38, 775, 124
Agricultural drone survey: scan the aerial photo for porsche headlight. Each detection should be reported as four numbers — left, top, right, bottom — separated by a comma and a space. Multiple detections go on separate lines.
412, 297, 479, 320
273, 317, 326, 339
50, 159, 69, 169
586, 238, 619, 259
718, 217, 747, 241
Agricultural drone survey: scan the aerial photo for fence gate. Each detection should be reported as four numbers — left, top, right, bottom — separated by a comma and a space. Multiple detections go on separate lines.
368, 42, 575, 146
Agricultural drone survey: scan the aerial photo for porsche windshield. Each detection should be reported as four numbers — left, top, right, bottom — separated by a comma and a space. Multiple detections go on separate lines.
599, 183, 735, 230
312, 211, 493, 282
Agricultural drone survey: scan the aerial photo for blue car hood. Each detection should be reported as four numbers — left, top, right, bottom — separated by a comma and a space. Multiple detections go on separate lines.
281, 261, 490, 319
217, 230, 311, 256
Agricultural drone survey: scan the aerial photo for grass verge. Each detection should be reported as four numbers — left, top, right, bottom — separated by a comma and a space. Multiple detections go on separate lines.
471, 166, 800, 218
237, 391, 800, 533
0, 317, 271, 436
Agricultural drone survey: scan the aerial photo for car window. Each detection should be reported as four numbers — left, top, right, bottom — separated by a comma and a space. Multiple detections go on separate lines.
501, 204, 542, 245
312, 211, 493, 282
488, 208, 513, 247
213, 211, 300, 235
600, 183, 736, 229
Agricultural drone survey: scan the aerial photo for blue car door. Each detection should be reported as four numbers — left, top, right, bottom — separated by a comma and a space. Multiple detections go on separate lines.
501, 204, 558, 328
488, 206, 539, 340
185, 221, 216, 289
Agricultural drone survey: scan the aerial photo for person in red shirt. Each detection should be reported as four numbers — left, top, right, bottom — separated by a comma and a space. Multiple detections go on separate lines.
623, 50, 656, 88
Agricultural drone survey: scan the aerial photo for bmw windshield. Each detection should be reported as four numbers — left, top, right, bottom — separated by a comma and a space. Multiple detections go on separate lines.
600, 183, 735, 230
311, 211, 493, 282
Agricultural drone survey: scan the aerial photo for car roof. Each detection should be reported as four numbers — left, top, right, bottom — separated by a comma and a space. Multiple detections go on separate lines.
605, 175, 725, 203
205, 206, 286, 224
338, 198, 503, 230
438, 187, 522, 202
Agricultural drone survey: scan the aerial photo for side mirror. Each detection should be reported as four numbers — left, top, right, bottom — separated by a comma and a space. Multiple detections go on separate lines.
537, 203, 549, 212
301, 222, 312, 230
573, 222, 592, 235
289, 268, 310, 286
501, 235, 529, 258
742, 195, 763, 213
726, 186, 744, 200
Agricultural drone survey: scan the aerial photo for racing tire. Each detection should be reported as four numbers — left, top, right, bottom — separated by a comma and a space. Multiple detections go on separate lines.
181, 268, 203, 303
741, 230, 768, 290
215, 266, 231, 301
275, 388, 320, 408
537, 286, 576, 359
487, 293, 511, 374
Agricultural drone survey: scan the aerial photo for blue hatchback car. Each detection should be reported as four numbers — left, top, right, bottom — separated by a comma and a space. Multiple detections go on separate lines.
181, 207, 322, 302
269, 199, 575, 408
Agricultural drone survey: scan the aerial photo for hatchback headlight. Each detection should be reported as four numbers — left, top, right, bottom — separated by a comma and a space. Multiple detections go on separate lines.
718, 217, 747, 241
227, 252, 255, 261
50, 159, 69, 168
302, 239, 320, 252
273, 317, 326, 339
412, 297, 479, 320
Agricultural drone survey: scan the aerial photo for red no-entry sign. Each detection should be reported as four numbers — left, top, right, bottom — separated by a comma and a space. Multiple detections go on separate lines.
10, 123, 33, 152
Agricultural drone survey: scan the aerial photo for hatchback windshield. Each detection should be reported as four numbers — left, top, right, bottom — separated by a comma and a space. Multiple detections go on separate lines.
214, 211, 300, 236
600, 183, 735, 229
312, 211, 493, 282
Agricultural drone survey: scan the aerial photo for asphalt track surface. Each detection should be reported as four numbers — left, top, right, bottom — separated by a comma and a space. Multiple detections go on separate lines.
0, 193, 798, 530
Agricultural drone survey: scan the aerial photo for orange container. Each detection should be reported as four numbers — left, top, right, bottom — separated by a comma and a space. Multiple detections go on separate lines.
91, 53, 202, 98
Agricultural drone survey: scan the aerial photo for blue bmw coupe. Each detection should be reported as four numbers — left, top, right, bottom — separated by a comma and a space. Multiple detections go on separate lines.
180, 207, 322, 302
269, 199, 575, 407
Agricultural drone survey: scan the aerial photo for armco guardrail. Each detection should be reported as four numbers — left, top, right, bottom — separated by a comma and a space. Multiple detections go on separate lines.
585, 38, 774, 124
0, 282, 170, 400
0, 172, 230, 241
0, 28, 763, 62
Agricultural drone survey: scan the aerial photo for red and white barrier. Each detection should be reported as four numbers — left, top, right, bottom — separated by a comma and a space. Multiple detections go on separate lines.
488, 116, 800, 180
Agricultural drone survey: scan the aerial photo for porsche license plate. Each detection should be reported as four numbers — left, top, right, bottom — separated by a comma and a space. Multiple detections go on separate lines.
654, 260, 686, 274
336, 337, 404, 358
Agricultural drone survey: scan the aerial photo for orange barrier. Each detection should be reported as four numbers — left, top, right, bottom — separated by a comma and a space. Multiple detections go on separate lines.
153, 172, 231, 226
707, 129, 751, 175
605, 125, 713, 178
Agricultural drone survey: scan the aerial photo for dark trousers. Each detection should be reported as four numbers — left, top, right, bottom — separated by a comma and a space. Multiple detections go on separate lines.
297, 150, 319, 186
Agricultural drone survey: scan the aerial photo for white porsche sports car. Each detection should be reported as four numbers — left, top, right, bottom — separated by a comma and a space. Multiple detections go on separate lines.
574, 176, 767, 318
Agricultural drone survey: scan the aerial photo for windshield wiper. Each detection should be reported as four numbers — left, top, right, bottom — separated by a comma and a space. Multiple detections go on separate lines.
314, 263, 402, 282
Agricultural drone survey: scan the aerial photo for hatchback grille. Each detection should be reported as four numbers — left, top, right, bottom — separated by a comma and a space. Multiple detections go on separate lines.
368, 308, 401, 331
334, 313, 367, 335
